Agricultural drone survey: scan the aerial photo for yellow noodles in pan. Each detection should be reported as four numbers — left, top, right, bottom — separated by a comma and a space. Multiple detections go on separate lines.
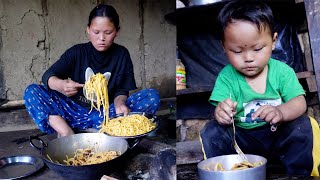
99, 114, 156, 136
62, 147, 120, 166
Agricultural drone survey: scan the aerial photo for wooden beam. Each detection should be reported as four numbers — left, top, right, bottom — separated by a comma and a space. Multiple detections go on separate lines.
296, 71, 313, 79
304, 0, 320, 105
0, 100, 25, 109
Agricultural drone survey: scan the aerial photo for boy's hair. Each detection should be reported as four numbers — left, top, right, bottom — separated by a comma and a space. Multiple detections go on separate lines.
217, 0, 274, 41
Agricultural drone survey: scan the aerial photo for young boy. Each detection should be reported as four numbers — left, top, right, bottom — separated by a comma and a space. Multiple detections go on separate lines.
200, 0, 320, 175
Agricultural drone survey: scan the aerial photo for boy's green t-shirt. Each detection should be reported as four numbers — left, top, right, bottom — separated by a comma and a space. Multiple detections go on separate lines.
209, 58, 305, 129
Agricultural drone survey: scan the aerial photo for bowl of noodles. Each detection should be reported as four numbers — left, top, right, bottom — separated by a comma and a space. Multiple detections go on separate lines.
197, 154, 267, 180
98, 112, 159, 148
99, 112, 159, 138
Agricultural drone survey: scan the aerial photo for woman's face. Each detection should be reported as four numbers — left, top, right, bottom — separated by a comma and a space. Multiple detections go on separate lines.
87, 17, 118, 52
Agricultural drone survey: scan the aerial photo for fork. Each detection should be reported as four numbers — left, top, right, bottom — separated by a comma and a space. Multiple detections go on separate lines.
230, 94, 248, 162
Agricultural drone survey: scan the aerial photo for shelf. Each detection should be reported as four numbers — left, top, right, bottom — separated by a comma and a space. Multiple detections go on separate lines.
176, 87, 212, 96
165, 1, 225, 26
165, 0, 303, 26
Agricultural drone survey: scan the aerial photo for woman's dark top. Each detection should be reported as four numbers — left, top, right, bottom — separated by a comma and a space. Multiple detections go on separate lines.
42, 42, 137, 109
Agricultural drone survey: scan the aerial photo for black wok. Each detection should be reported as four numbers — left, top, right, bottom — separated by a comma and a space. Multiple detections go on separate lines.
30, 133, 131, 180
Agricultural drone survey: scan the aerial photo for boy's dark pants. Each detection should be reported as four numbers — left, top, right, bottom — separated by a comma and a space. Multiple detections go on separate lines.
200, 114, 320, 175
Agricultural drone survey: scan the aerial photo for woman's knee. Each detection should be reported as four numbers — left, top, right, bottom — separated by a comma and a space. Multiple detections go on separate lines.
24, 84, 41, 97
145, 88, 160, 99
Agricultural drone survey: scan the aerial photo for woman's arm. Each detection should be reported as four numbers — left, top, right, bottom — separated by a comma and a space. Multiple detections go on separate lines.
48, 76, 83, 97
114, 95, 129, 115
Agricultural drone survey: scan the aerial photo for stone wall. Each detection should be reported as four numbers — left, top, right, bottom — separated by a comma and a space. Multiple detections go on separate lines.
0, 0, 176, 101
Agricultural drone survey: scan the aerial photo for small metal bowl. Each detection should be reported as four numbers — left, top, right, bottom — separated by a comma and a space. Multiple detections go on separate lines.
197, 154, 267, 180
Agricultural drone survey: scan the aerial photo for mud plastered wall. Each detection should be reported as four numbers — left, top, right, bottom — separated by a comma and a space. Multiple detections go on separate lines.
0, 0, 175, 100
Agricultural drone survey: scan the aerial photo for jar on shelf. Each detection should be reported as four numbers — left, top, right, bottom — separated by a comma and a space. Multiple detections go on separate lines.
176, 59, 186, 90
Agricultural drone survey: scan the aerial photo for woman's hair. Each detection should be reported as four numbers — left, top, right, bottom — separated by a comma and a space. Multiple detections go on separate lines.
88, 4, 120, 31
217, 0, 274, 41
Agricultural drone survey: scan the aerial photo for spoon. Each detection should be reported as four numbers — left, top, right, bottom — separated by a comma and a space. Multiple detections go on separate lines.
230, 93, 248, 162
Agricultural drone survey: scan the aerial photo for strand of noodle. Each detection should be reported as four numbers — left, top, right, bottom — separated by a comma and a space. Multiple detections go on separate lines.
47, 154, 53, 163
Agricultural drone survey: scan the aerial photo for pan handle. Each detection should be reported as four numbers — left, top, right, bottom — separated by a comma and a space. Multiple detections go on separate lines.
29, 136, 47, 151
127, 137, 144, 149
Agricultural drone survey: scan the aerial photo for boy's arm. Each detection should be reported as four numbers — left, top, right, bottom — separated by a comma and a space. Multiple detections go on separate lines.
252, 95, 306, 125
277, 95, 306, 121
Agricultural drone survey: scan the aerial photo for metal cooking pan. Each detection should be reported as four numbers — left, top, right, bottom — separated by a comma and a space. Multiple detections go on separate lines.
0, 155, 44, 179
30, 133, 133, 180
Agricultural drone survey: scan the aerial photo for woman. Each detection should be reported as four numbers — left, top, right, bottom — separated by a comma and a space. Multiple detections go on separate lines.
24, 4, 160, 137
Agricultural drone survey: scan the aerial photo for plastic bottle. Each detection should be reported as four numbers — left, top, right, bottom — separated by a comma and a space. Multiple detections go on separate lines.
176, 59, 186, 90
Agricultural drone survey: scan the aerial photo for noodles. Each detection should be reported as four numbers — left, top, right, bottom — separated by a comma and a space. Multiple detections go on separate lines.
84, 72, 156, 136
99, 114, 156, 136
84, 73, 109, 124
214, 162, 225, 171
230, 161, 263, 170
207, 161, 263, 171
63, 147, 120, 166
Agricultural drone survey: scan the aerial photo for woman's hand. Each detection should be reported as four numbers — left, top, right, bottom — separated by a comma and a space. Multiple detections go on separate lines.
114, 95, 130, 115
48, 76, 84, 97
214, 98, 237, 125
61, 79, 84, 97
115, 104, 130, 115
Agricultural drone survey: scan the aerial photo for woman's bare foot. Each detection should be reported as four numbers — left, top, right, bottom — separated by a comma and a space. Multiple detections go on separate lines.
57, 129, 75, 138
49, 115, 75, 138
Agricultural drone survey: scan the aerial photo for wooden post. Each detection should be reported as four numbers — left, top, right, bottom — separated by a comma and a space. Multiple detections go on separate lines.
304, 0, 320, 106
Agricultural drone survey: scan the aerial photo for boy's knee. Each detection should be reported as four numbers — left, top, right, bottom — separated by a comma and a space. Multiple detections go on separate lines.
200, 121, 218, 139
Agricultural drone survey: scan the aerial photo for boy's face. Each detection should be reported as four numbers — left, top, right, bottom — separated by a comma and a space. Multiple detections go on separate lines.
222, 20, 277, 77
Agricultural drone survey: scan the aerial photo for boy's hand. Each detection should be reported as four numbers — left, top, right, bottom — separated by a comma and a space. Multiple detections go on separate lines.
252, 105, 283, 125
214, 98, 237, 125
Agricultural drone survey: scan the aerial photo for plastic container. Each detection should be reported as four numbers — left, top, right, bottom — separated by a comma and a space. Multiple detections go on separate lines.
176, 59, 186, 90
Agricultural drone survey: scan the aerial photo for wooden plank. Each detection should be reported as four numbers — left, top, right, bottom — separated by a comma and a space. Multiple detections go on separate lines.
177, 140, 203, 165
296, 71, 313, 79
301, 32, 314, 71
307, 76, 318, 92
0, 100, 25, 109
177, 87, 212, 96
304, 0, 320, 105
